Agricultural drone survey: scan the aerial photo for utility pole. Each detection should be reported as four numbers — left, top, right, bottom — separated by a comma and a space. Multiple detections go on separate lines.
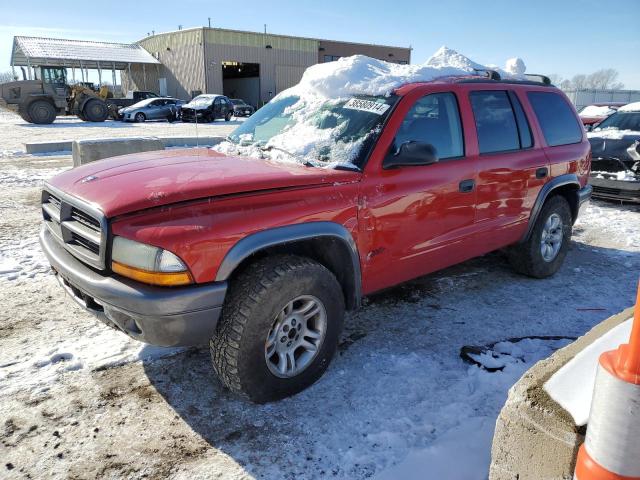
208, 17, 211, 28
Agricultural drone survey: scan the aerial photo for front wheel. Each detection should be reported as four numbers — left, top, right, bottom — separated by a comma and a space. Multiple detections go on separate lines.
224, 111, 233, 122
507, 195, 572, 278
134, 112, 146, 123
210, 255, 344, 403
82, 99, 108, 122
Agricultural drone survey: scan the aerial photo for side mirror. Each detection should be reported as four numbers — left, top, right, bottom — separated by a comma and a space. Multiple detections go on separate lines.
384, 141, 439, 169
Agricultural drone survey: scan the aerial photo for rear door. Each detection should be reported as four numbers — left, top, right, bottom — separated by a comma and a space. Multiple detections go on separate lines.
467, 87, 548, 250
359, 89, 478, 294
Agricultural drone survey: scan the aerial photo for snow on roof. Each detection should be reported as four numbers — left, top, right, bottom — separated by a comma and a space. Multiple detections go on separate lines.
215, 47, 528, 169
11, 36, 160, 69
279, 46, 526, 100
619, 101, 640, 112
579, 105, 616, 117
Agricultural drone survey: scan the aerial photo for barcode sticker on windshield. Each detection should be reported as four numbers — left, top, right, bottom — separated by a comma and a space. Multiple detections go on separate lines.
343, 98, 390, 115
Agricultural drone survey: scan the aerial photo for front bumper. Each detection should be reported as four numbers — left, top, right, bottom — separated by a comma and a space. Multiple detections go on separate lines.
589, 176, 640, 203
40, 227, 227, 346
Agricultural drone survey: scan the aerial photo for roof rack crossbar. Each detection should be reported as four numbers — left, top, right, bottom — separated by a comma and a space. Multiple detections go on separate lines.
524, 74, 552, 85
473, 68, 502, 81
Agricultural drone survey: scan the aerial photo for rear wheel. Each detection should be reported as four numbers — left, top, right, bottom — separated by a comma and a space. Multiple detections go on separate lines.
134, 112, 146, 123
210, 255, 345, 403
507, 195, 572, 278
225, 111, 233, 122
28, 100, 56, 124
82, 99, 108, 122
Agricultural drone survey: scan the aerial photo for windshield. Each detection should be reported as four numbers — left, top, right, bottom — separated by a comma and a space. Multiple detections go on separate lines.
594, 112, 640, 132
221, 94, 397, 168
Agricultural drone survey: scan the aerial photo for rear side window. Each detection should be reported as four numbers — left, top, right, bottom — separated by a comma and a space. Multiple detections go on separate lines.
470, 91, 520, 154
527, 92, 583, 146
509, 92, 533, 149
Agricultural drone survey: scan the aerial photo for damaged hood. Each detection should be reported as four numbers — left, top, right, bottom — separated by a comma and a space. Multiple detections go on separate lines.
47, 149, 360, 217
588, 130, 640, 162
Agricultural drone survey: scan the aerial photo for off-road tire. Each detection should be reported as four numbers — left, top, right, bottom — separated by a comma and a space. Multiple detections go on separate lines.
18, 106, 32, 123
507, 195, 572, 278
134, 112, 146, 123
210, 255, 345, 403
28, 100, 56, 124
82, 99, 108, 122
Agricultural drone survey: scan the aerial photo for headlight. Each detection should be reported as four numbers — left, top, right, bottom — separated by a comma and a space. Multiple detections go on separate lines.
111, 236, 193, 286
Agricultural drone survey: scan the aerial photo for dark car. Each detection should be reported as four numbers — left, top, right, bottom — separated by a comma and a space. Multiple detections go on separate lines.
588, 102, 640, 202
181, 94, 234, 122
120, 98, 185, 123
230, 98, 255, 117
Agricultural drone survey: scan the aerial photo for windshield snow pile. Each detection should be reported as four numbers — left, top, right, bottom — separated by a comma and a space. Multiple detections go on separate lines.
580, 105, 616, 117
214, 47, 527, 168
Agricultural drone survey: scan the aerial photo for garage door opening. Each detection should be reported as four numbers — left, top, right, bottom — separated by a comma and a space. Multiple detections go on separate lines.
222, 61, 260, 109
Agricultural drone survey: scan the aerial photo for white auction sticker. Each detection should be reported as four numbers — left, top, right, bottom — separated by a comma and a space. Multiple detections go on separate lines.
343, 98, 390, 115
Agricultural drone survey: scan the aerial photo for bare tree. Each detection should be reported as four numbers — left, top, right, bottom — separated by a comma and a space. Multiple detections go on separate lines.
585, 69, 624, 90
0, 71, 15, 84
548, 69, 625, 91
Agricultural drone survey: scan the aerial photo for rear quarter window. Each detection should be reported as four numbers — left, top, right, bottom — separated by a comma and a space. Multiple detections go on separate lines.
527, 92, 583, 147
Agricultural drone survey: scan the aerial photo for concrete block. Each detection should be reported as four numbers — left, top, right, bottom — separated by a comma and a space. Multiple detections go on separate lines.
489, 307, 634, 480
25, 140, 73, 154
72, 137, 165, 167
159, 136, 225, 148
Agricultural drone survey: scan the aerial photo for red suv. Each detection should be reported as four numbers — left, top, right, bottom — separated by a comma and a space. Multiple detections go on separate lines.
40, 73, 591, 402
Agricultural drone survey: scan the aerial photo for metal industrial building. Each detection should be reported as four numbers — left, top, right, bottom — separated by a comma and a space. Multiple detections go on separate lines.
122, 28, 411, 107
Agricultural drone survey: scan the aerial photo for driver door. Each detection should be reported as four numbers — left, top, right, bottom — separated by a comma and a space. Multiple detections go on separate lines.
359, 91, 479, 294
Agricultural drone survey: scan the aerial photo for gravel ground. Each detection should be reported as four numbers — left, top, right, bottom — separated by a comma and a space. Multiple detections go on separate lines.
1, 116, 639, 479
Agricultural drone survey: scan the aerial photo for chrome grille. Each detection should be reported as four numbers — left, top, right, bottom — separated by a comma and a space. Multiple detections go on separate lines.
42, 186, 107, 270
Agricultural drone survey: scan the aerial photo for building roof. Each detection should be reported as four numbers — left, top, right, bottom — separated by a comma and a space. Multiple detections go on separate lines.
11, 36, 161, 69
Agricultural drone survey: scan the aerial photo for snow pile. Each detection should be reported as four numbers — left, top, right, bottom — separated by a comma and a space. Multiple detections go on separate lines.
580, 105, 616, 117
619, 101, 640, 112
587, 129, 639, 139
544, 318, 633, 425
214, 47, 527, 168
504, 57, 526, 75
0, 236, 52, 282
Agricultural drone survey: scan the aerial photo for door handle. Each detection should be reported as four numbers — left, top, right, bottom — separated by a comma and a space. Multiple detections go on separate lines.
536, 167, 548, 179
459, 179, 475, 193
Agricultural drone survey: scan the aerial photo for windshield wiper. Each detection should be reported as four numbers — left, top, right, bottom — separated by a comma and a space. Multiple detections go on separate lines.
260, 145, 315, 167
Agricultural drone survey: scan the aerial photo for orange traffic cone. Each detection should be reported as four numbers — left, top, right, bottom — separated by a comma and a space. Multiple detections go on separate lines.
574, 281, 640, 480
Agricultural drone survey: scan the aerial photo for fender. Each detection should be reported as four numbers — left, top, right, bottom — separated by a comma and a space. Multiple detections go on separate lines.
521, 173, 580, 243
215, 221, 362, 307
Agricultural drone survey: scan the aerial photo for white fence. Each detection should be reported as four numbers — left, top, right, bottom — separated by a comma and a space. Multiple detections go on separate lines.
564, 89, 640, 111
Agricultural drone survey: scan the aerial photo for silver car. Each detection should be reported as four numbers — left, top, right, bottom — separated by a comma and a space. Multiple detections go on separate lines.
120, 98, 185, 122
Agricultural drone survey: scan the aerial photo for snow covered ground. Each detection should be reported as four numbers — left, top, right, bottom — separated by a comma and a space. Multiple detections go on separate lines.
1, 131, 639, 477
0, 109, 239, 154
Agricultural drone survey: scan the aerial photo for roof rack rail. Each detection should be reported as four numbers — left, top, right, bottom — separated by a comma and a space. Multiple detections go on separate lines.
473, 68, 502, 81
524, 74, 552, 85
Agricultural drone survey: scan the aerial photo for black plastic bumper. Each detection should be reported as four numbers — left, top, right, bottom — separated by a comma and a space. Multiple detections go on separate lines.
589, 176, 640, 203
40, 227, 226, 347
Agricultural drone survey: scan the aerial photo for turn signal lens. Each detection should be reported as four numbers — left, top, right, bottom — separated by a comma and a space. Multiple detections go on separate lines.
112, 261, 193, 286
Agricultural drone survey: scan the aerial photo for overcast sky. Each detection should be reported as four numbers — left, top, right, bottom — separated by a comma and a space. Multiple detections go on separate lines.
1, 0, 638, 88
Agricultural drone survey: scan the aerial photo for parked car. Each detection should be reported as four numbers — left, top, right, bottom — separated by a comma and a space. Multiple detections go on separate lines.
181, 94, 234, 122
39, 71, 591, 403
587, 101, 640, 202
120, 98, 185, 122
107, 91, 160, 120
230, 98, 255, 117
578, 102, 627, 129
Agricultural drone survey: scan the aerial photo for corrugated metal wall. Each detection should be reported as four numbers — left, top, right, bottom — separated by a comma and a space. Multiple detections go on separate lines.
203, 29, 318, 105
123, 29, 206, 99
564, 89, 640, 110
